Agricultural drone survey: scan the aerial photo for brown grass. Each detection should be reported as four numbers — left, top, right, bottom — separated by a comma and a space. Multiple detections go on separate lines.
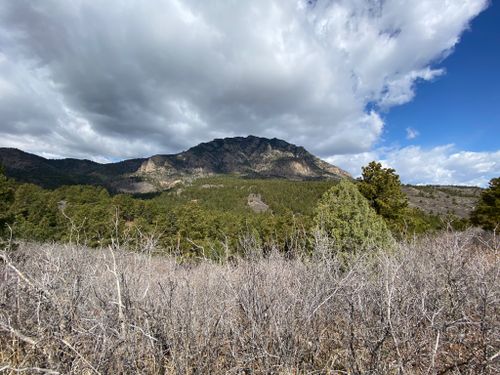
0, 229, 498, 374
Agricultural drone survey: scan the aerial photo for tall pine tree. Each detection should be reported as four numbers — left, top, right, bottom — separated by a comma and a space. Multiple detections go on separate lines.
471, 177, 500, 231
357, 161, 408, 233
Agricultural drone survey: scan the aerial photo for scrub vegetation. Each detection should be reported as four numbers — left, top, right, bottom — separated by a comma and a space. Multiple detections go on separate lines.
0, 230, 498, 374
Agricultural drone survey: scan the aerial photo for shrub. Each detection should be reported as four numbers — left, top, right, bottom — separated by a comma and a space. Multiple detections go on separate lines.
0, 230, 497, 374
314, 179, 394, 253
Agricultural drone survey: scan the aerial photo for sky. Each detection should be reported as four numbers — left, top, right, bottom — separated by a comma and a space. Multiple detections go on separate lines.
0, 0, 498, 186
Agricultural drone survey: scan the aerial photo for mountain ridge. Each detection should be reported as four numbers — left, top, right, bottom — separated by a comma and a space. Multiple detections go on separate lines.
0, 136, 351, 193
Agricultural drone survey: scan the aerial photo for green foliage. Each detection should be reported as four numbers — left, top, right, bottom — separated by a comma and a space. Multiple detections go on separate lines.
5, 172, 467, 258
470, 177, 500, 231
314, 179, 394, 253
358, 161, 408, 220
10, 184, 60, 241
5, 176, 322, 256
357, 161, 419, 237
149, 176, 335, 216
399, 207, 449, 235
0, 165, 15, 239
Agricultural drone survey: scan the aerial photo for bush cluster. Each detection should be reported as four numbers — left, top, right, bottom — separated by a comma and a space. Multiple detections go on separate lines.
0, 230, 497, 374
314, 179, 394, 253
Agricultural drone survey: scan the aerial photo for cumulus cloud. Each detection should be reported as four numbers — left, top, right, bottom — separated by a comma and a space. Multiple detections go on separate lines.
0, 0, 488, 162
328, 145, 500, 186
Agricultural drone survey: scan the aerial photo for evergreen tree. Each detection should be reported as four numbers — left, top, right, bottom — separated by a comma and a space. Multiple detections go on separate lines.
10, 183, 59, 241
314, 179, 394, 254
357, 161, 410, 234
470, 177, 500, 231
358, 161, 408, 218
0, 165, 14, 238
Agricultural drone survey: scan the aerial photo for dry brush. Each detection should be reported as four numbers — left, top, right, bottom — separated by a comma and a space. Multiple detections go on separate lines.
0, 229, 498, 374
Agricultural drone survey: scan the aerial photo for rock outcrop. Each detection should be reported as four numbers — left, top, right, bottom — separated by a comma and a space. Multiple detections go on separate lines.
135, 136, 351, 185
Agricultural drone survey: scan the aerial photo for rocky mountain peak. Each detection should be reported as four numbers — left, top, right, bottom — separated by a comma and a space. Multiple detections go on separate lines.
136, 136, 351, 183
0, 136, 350, 193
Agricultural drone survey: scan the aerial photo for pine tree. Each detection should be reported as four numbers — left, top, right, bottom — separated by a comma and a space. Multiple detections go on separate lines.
357, 161, 410, 235
470, 177, 500, 231
358, 161, 408, 218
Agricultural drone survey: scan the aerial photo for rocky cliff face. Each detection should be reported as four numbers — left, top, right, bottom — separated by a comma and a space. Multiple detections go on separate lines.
0, 136, 350, 193
135, 136, 351, 183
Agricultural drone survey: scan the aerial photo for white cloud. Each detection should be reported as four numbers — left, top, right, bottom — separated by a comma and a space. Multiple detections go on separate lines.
380, 68, 444, 107
326, 151, 378, 177
327, 145, 500, 186
406, 127, 419, 140
0, 0, 488, 161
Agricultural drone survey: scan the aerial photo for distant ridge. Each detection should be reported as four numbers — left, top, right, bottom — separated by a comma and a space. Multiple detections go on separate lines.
0, 136, 351, 193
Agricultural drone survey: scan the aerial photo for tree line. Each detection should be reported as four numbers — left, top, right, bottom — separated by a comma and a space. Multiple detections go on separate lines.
1, 163, 498, 258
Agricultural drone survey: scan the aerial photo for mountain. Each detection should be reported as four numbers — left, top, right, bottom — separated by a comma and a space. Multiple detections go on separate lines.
0, 136, 351, 193
0, 147, 144, 190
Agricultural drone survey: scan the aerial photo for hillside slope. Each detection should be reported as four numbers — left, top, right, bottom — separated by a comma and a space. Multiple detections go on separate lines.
0, 136, 350, 192
403, 185, 482, 218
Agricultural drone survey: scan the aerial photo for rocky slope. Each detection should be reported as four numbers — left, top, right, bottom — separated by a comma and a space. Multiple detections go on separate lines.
402, 185, 482, 218
0, 136, 351, 193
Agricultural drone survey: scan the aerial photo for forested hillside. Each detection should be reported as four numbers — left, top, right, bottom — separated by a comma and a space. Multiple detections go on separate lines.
1, 164, 480, 259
